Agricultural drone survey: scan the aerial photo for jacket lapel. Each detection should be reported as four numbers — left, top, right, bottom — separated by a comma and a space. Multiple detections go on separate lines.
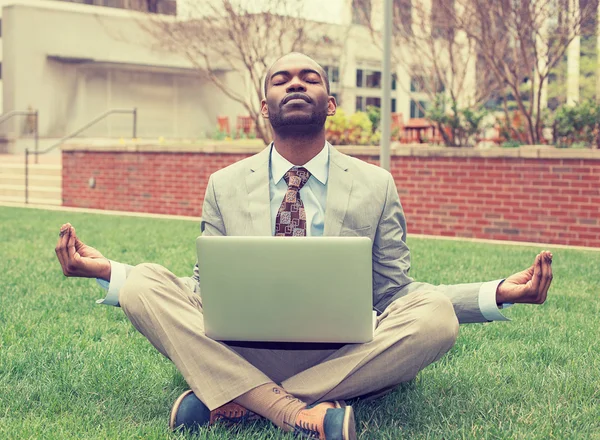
246, 146, 272, 236
324, 146, 353, 236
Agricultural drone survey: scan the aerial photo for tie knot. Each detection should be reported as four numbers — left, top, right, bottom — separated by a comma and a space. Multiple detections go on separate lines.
284, 167, 311, 190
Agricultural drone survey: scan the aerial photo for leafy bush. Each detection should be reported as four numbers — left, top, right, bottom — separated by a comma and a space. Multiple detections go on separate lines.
326, 109, 378, 145
325, 108, 350, 145
348, 112, 373, 145
426, 94, 488, 147
365, 106, 381, 133
552, 100, 598, 148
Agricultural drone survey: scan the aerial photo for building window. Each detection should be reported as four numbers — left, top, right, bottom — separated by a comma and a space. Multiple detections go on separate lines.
356, 96, 396, 113
331, 93, 341, 105
323, 65, 339, 84
366, 97, 381, 108
0, 62, 2, 80
352, 0, 371, 26
410, 100, 429, 118
356, 69, 396, 90
0, 19, 2, 38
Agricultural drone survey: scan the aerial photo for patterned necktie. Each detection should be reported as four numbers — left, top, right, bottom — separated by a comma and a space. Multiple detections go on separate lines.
274, 167, 311, 237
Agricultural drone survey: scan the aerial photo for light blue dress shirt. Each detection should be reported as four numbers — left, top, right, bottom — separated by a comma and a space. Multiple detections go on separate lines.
269, 142, 329, 237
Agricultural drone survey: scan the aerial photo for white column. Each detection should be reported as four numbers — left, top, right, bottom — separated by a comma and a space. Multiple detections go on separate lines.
534, 14, 548, 112
566, 0, 580, 106
455, 30, 476, 108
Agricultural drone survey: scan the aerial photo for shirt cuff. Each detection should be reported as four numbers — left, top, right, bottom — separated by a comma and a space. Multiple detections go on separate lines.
478, 279, 511, 321
95, 260, 127, 307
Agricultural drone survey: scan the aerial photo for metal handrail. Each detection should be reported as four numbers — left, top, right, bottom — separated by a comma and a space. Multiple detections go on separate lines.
0, 110, 38, 162
24, 108, 137, 204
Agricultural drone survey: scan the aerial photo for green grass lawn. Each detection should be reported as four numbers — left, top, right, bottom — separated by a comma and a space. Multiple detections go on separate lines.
1, 205, 599, 439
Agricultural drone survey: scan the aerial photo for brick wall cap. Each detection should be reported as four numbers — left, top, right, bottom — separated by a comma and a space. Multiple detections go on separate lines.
62, 142, 600, 159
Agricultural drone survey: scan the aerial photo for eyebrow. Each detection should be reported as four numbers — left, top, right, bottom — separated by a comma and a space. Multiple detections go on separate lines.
270, 69, 322, 81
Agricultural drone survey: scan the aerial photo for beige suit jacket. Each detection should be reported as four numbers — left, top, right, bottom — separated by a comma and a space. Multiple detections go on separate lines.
191, 144, 491, 324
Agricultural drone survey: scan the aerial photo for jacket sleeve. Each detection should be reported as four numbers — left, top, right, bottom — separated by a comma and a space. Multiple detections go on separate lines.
193, 175, 226, 283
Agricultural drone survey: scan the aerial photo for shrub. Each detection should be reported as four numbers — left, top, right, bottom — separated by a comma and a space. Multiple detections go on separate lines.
427, 94, 488, 147
347, 112, 373, 145
326, 109, 378, 145
552, 100, 598, 148
325, 108, 349, 145
365, 106, 381, 133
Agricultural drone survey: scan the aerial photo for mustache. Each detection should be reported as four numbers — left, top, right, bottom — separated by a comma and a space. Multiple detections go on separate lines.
281, 93, 312, 106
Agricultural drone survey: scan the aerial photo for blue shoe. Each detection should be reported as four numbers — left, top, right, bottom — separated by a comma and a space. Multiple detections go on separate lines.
292, 402, 356, 439
169, 390, 260, 432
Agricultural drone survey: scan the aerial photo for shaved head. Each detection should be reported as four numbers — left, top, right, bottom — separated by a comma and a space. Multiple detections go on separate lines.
264, 52, 330, 97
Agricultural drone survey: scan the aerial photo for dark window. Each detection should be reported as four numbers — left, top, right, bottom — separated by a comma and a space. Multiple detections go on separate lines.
356, 69, 363, 88
366, 97, 381, 108
331, 93, 341, 105
356, 96, 364, 112
357, 96, 396, 112
324, 66, 339, 84
0, 19, 2, 38
365, 70, 381, 88
410, 100, 429, 118
410, 76, 424, 92
147, 0, 159, 13
357, 69, 395, 90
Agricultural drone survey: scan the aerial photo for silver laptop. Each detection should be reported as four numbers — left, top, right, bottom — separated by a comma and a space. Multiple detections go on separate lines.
196, 236, 375, 343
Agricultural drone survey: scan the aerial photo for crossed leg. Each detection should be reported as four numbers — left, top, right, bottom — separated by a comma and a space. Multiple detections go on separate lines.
119, 263, 458, 426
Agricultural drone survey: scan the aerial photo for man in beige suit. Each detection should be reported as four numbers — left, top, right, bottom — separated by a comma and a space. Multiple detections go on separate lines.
55, 53, 553, 440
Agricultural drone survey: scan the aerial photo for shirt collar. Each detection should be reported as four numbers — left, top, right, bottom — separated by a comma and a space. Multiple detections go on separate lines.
270, 142, 329, 186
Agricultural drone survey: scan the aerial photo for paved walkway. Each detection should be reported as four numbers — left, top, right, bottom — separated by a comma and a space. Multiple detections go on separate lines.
1, 200, 598, 252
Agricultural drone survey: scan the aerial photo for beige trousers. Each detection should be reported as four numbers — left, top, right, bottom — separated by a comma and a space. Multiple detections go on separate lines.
119, 263, 459, 410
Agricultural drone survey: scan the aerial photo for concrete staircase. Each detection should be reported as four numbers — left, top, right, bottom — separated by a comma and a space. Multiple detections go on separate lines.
0, 156, 62, 205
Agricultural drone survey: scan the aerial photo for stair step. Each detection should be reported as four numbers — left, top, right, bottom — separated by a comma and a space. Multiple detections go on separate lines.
0, 195, 62, 205
0, 184, 62, 200
0, 175, 62, 185
0, 163, 62, 177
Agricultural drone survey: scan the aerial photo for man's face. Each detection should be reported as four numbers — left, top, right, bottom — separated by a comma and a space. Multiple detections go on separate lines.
261, 54, 336, 137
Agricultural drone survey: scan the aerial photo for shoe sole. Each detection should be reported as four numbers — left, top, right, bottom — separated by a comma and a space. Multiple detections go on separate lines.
169, 389, 194, 431
342, 405, 357, 440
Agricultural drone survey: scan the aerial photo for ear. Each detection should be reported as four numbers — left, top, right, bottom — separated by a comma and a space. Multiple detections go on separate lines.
260, 99, 269, 119
327, 96, 337, 116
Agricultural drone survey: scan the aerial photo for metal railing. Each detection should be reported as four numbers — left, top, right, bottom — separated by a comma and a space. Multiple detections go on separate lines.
0, 110, 39, 162
24, 108, 137, 204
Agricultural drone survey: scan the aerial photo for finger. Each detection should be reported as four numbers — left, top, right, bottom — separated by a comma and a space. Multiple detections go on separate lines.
537, 251, 549, 303
530, 253, 542, 293
539, 251, 553, 303
56, 226, 71, 275
67, 226, 77, 261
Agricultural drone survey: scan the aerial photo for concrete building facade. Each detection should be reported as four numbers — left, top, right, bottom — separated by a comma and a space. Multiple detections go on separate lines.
1, 0, 248, 146
2, 0, 437, 148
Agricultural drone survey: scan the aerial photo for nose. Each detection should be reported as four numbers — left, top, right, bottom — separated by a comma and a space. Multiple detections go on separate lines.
286, 78, 307, 93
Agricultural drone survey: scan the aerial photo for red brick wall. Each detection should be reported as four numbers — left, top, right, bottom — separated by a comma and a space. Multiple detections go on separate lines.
63, 150, 600, 248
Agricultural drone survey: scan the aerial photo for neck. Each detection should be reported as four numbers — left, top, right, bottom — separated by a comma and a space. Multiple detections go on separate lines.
271, 128, 326, 166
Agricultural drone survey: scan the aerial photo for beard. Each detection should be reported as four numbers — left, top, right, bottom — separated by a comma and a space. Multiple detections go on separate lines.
269, 104, 328, 138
